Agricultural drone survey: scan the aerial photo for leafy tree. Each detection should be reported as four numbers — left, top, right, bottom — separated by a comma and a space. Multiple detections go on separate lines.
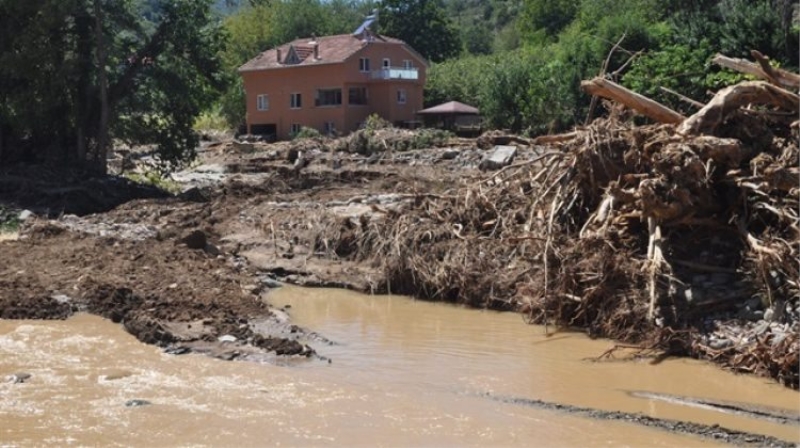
0, 0, 226, 172
378, 0, 462, 62
518, 0, 579, 42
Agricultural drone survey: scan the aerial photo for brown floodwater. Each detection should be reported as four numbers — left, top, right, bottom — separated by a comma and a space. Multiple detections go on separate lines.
1, 286, 798, 447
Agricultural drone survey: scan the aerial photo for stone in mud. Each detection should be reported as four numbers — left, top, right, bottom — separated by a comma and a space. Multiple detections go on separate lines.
17, 210, 34, 221
178, 187, 210, 203
479, 145, 517, 171
180, 230, 207, 250
164, 346, 191, 355
260, 277, 283, 289
252, 335, 314, 357
440, 149, 460, 160
217, 334, 238, 343
125, 399, 152, 407
8, 372, 31, 384
203, 243, 221, 256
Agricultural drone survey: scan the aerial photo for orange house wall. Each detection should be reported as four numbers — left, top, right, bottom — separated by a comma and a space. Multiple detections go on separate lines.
242, 40, 426, 140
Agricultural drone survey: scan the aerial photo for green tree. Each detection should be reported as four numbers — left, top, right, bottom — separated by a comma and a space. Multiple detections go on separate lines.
518, 0, 579, 42
378, 0, 462, 62
0, 0, 226, 172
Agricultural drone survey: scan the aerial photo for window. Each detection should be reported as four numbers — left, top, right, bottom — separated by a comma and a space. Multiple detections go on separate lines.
396, 89, 407, 105
359, 58, 370, 72
402, 59, 412, 69
324, 121, 336, 135
315, 88, 342, 107
290, 93, 302, 109
348, 87, 368, 105
256, 94, 269, 111
290, 123, 301, 135
382, 58, 390, 68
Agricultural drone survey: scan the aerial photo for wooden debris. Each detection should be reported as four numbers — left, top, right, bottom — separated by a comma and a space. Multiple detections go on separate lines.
581, 77, 686, 124
678, 81, 800, 135
712, 52, 800, 90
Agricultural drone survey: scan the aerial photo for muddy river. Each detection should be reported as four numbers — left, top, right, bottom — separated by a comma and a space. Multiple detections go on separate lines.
1, 286, 798, 447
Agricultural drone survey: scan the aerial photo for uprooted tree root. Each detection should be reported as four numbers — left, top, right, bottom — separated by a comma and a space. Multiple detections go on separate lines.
302, 78, 798, 388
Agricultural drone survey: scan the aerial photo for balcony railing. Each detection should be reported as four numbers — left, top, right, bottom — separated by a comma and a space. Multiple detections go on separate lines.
371, 67, 418, 80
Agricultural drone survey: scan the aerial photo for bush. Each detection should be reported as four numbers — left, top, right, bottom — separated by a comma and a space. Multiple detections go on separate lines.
124, 170, 182, 194
291, 126, 323, 140
0, 206, 20, 233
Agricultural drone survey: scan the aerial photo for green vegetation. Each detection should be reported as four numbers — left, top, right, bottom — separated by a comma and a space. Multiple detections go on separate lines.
2, 0, 796, 173
123, 169, 183, 194
291, 126, 323, 140
427, 0, 799, 133
0, 0, 226, 172
0, 206, 21, 233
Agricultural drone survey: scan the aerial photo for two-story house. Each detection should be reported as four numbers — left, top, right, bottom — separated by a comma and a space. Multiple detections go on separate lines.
238, 27, 427, 140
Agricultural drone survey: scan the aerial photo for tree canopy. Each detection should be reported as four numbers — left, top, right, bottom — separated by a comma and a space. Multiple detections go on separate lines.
0, 0, 225, 171
378, 0, 461, 62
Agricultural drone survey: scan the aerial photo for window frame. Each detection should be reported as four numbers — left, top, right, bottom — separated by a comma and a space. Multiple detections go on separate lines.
359, 57, 370, 72
290, 123, 302, 135
256, 94, 269, 111
290, 92, 302, 109
402, 59, 412, 69
396, 88, 407, 105
315, 88, 343, 107
348, 86, 368, 106
382, 58, 390, 68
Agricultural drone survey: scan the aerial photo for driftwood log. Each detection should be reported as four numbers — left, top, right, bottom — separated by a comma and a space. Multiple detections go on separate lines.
581, 77, 686, 124
712, 52, 800, 90
678, 81, 800, 135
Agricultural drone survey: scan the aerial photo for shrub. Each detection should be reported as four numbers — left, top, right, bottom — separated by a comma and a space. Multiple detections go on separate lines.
292, 126, 323, 140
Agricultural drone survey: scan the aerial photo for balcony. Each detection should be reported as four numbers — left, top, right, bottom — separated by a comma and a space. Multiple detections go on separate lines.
371, 67, 419, 80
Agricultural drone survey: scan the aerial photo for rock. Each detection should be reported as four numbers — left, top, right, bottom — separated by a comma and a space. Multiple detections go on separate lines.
439, 149, 460, 160
51, 294, 72, 304
232, 141, 255, 153
125, 399, 152, 407
763, 307, 775, 322
180, 230, 207, 250
479, 145, 517, 171
260, 277, 283, 289
8, 372, 31, 384
17, 210, 34, 221
178, 187, 210, 203
217, 334, 237, 343
164, 346, 191, 355
744, 298, 762, 310
203, 243, 221, 256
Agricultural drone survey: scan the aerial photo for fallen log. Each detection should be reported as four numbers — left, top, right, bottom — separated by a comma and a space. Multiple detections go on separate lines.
711, 53, 800, 90
531, 131, 578, 145
581, 77, 686, 124
678, 81, 800, 136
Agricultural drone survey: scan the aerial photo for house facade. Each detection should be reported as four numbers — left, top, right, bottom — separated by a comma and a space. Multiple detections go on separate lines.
238, 30, 427, 140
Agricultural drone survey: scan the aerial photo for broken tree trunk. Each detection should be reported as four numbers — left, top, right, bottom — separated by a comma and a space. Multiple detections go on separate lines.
678, 81, 800, 136
581, 78, 686, 124
712, 53, 800, 90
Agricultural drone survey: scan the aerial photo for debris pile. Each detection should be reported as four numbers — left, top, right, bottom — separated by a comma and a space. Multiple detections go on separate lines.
308, 53, 799, 388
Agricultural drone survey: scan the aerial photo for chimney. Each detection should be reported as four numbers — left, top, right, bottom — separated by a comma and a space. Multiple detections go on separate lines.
276, 48, 282, 63
313, 43, 319, 60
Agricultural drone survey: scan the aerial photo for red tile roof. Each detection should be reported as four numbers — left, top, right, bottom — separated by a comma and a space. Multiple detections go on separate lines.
238, 33, 424, 72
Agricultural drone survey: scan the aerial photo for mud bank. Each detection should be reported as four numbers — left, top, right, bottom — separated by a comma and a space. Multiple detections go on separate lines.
0, 222, 313, 360
486, 393, 796, 447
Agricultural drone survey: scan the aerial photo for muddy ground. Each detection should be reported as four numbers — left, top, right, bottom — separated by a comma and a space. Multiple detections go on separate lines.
0, 136, 489, 360
0, 134, 798, 445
